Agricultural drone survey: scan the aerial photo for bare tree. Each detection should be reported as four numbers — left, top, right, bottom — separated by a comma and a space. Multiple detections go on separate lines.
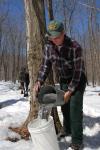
46, 0, 54, 20
8, 0, 46, 140
45, 0, 62, 134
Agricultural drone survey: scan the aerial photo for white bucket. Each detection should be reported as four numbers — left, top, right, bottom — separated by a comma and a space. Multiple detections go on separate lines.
28, 116, 60, 150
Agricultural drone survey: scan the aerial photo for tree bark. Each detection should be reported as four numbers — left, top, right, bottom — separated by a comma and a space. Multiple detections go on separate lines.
46, 0, 62, 134
23, 0, 46, 127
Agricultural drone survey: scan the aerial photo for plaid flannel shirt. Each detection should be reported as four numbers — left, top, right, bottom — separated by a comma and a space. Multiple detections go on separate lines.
37, 35, 85, 92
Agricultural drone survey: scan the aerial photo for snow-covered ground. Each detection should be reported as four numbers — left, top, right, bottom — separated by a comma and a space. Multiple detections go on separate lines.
0, 81, 100, 150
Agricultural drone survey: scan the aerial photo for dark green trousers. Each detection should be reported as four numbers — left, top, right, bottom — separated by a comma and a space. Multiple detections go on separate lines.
60, 83, 86, 145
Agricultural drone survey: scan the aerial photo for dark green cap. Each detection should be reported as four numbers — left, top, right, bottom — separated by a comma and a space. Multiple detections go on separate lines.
47, 20, 64, 38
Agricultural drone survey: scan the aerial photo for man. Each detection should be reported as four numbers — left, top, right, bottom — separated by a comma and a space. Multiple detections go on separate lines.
33, 20, 87, 150
19, 67, 30, 97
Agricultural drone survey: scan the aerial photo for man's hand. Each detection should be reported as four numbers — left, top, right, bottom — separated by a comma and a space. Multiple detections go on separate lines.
33, 81, 41, 95
64, 91, 72, 103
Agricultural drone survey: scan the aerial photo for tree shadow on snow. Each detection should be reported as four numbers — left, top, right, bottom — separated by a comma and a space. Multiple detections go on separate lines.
0, 98, 27, 109
83, 114, 100, 128
84, 132, 100, 149
85, 93, 96, 96
92, 90, 100, 93
83, 114, 100, 149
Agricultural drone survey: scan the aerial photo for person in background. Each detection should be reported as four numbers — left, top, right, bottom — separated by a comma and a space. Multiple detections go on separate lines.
19, 67, 29, 97
33, 20, 87, 150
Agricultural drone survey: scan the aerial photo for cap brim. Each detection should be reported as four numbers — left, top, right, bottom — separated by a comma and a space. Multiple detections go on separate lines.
48, 31, 62, 38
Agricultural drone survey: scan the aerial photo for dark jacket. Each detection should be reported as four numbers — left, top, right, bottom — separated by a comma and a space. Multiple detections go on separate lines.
19, 71, 29, 84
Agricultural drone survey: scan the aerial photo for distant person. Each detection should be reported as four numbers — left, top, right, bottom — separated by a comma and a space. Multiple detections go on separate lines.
33, 20, 87, 150
19, 67, 30, 97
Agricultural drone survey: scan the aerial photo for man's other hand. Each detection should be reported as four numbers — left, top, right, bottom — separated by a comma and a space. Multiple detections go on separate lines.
33, 81, 41, 94
64, 91, 72, 103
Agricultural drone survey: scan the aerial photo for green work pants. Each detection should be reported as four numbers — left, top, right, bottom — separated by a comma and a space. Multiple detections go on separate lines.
60, 83, 86, 145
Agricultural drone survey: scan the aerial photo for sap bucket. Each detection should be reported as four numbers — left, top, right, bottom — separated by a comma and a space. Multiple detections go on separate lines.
28, 116, 60, 150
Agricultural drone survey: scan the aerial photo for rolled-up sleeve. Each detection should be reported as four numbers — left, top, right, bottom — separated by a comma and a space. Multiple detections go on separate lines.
68, 43, 84, 92
37, 45, 52, 84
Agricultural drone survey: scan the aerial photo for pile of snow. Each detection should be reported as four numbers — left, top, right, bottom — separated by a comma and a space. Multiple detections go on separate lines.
0, 81, 100, 150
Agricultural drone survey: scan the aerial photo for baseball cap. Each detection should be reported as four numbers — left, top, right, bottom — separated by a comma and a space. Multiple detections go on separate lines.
47, 20, 64, 38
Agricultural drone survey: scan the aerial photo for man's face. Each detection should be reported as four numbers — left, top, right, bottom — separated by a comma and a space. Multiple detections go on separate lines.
50, 32, 65, 46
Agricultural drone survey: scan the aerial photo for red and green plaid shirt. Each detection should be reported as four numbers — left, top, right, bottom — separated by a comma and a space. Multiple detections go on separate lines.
37, 35, 86, 92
